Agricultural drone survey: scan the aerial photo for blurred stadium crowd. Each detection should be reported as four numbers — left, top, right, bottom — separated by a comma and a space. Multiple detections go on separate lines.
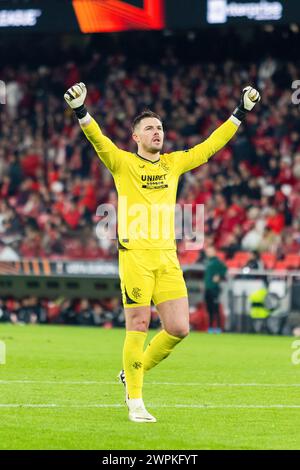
0, 295, 160, 328
0, 30, 300, 269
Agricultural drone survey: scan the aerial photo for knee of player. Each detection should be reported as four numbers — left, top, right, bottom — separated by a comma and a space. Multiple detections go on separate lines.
135, 323, 149, 333
168, 325, 190, 339
179, 327, 190, 338
129, 319, 149, 333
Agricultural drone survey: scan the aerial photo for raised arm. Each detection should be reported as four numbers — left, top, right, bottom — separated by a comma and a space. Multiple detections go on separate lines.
64, 82, 121, 174
175, 86, 261, 174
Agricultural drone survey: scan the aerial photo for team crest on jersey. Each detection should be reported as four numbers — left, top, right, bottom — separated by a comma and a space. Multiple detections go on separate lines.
132, 287, 142, 299
159, 161, 170, 172
133, 361, 142, 370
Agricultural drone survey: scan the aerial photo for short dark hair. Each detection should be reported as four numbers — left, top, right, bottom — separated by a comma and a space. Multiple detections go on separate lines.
132, 109, 162, 131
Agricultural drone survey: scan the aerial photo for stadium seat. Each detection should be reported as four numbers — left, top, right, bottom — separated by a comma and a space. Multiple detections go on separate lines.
233, 251, 252, 266
284, 254, 300, 270
178, 250, 200, 265
261, 252, 276, 270
226, 259, 241, 269
274, 260, 289, 271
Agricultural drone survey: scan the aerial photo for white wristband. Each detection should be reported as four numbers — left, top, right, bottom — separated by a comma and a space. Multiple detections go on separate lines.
230, 115, 242, 126
79, 112, 92, 125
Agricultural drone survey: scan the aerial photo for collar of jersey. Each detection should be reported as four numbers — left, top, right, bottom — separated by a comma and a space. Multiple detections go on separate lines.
135, 153, 160, 164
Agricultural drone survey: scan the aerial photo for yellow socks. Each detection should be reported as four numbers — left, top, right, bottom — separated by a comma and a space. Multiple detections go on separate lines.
123, 331, 147, 399
123, 330, 183, 398
143, 329, 182, 372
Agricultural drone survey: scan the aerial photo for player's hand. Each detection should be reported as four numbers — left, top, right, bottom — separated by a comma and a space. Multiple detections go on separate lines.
240, 86, 261, 111
64, 82, 87, 109
233, 86, 261, 122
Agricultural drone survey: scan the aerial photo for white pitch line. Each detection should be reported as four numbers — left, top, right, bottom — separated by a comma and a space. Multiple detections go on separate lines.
0, 380, 119, 385
0, 403, 300, 409
0, 380, 300, 387
151, 382, 300, 387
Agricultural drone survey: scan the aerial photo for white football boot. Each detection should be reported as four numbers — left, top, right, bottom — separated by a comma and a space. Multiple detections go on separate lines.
127, 398, 157, 423
118, 369, 156, 423
118, 369, 129, 405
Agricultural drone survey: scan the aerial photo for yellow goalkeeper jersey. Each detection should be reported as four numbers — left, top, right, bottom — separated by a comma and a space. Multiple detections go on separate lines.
81, 118, 238, 250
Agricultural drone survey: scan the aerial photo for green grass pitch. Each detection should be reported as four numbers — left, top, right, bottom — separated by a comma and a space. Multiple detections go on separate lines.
0, 324, 300, 450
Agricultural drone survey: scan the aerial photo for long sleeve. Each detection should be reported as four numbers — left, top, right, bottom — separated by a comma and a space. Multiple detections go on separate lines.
172, 118, 239, 174
80, 118, 122, 174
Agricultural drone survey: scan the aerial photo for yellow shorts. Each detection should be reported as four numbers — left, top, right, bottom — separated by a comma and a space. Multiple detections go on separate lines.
119, 249, 188, 308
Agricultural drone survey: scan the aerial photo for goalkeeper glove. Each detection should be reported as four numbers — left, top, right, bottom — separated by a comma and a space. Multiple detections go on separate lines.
233, 86, 261, 122
64, 82, 87, 119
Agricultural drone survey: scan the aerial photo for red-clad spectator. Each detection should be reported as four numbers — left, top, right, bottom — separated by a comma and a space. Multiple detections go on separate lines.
64, 62, 80, 89
79, 180, 97, 213
86, 84, 101, 106
266, 209, 285, 234
219, 204, 246, 233
63, 202, 82, 230
277, 157, 296, 186
82, 238, 105, 260
19, 236, 45, 258
21, 150, 41, 178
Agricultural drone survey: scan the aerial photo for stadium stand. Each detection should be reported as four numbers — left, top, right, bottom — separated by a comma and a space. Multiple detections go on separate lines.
0, 31, 300, 271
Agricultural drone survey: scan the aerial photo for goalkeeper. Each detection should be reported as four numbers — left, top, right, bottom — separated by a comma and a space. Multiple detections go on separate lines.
64, 82, 260, 423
